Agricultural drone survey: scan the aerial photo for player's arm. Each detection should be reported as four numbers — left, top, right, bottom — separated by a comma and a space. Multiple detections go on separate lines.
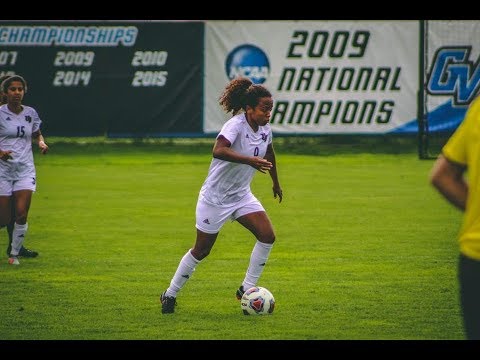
264, 143, 282, 203
32, 130, 49, 155
430, 154, 467, 211
212, 135, 272, 173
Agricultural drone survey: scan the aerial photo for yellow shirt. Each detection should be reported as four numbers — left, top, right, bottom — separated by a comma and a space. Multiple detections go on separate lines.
443, 96, 480, 260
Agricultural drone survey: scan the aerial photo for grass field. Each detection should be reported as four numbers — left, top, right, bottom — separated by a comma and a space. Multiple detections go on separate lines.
0, 137, 465, 341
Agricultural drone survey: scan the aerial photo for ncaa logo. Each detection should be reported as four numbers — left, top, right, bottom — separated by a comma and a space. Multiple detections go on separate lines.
225, 44, 270, 84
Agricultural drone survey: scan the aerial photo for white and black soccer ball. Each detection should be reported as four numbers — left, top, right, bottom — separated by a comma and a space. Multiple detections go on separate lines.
241, 286, 275, 315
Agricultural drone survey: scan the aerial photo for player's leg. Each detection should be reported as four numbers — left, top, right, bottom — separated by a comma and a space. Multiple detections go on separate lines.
6, 198, 14, 255
0, 196, 12, 228
235, 207, 275, 298
160, 197, 228, 314
11, 178, 39, 258
165, 230, 219, 298
161, 230, 219, 314
9, 189, 33, 262
0, 181, 14, 261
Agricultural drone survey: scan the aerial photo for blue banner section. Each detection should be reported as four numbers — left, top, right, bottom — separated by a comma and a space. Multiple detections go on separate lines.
0, 21, 204, 137
426, 102, 467, 132
390, 101, 467, 134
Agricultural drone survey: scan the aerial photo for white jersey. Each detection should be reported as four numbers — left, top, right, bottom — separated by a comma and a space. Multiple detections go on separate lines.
0, 104, 41, 181
200, 113, 272, 206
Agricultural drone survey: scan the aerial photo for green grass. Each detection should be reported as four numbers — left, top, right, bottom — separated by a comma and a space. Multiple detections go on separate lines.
0, 138, 464, 339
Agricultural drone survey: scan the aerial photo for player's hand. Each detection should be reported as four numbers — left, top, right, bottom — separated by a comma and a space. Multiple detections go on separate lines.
0, 150, 13, 161
251, 157, 272, 173
273, 185, 283, 203
39, 141, 49, 155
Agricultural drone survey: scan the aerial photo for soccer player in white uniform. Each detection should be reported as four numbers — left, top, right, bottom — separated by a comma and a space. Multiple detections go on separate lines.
0, 75, 39, 259
161, 77, 283, 314
0, 75, 49, 265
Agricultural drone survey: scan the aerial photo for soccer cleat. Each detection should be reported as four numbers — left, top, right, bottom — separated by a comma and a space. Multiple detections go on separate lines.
160, 291, 177, 314
236, 286, 245, 300
19, 247, 39, 258
8, 256, 20, 265
6, 245, 39, 258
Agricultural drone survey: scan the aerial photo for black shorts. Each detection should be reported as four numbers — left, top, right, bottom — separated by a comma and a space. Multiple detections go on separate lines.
459, 253, 480, 340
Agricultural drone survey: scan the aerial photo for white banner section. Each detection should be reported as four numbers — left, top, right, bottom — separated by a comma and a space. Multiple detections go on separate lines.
204, 20, 419, 135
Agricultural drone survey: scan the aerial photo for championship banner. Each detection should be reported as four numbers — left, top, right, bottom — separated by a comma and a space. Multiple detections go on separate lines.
423, 20, 480, 133
204, 21, 419, 135
0, 21, 204, 137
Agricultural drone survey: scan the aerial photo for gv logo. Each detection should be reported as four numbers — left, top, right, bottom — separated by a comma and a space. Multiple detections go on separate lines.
427, 46, 480, 107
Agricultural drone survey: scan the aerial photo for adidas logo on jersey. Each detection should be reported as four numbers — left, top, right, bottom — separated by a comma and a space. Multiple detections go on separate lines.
203, 218, 210, 224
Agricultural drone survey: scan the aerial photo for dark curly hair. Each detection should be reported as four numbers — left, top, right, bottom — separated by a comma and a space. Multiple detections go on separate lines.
218, 77, 272, 115
1, 74, 27, 94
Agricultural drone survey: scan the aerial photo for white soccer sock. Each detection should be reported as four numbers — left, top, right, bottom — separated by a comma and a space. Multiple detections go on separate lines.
242, 240, 273, 290
10, 222, 28, 256
165, 249, 200, 297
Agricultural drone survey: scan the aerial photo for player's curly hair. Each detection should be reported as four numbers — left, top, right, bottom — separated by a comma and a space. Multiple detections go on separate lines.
219, 77, 271, 115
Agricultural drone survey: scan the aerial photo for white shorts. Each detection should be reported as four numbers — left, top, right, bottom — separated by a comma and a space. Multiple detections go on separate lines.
195, 192, 265, 234
0, 177, 37, 196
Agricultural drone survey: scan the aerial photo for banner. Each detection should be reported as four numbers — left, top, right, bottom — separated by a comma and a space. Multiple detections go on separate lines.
423, 20, 480, 133
204, 21, 419, 135
0, 21, 204, 137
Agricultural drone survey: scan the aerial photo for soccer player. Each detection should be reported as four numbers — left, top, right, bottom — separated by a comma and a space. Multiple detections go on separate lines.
430, 94, 480, 340
0, 75, 49, 265
160, 77, 283, 314
0, 74, 39, 259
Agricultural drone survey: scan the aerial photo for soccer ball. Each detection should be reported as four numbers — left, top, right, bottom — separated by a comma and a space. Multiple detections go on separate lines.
241, 286, 275, 315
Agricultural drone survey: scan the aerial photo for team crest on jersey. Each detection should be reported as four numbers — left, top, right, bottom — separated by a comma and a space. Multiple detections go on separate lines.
25, 115, 32, 123
260, 133, 268, 142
